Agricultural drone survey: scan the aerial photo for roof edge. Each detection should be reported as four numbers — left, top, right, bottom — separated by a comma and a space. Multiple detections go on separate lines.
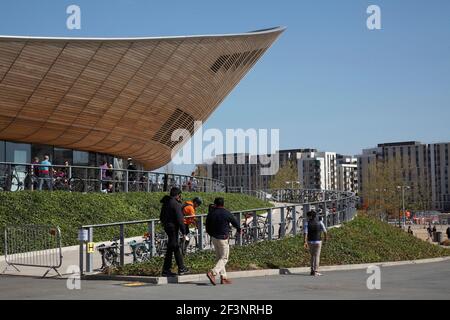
0, 26, 286, 41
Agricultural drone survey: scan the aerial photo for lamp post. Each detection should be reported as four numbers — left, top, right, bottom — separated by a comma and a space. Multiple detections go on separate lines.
397, 185, 410, 228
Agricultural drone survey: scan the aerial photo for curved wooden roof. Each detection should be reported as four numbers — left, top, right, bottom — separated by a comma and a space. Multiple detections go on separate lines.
0, 27, 284, 169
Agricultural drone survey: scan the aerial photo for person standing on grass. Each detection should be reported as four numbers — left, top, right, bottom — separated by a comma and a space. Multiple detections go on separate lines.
205, 197, 241, 285
159, 187, 189, 277
303, 210, 327, 276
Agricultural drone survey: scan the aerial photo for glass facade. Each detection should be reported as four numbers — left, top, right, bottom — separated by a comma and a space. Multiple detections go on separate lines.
0, 140, 118, 168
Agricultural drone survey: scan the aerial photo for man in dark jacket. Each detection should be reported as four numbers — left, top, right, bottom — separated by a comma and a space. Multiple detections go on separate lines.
303, 210, 327, 276
205, 197, 241, 285
159, 187, 188, 277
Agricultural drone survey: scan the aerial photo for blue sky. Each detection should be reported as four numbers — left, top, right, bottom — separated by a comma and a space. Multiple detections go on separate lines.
1, 0, 449, 172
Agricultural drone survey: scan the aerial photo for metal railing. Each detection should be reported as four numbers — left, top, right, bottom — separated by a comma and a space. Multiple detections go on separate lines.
78, 189, 357, 274
0, 161, 225, 193
2, 225, 63, 277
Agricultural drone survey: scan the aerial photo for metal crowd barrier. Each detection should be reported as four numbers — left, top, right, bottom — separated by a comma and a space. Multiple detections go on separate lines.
0, 161, 225, 193
2, 225, 63, 277
78, 190, 357, 274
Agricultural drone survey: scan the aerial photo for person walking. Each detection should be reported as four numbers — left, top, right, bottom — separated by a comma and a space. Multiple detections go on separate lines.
303, 210, 327, 276
159, 187, 189, 277
205, 197, 241, 285
446, 226, 450, 240
38, 155, 53, 191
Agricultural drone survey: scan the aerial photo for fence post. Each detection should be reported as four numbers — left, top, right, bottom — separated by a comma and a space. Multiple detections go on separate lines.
98, 167, 103, 192
119, 224, 125, 266
86, 227, 93, 273
238, 212, 243, 246
292, 206, 297, 236
279, 207, 285, 238
149, 221, 156, 257
79, 229, 84, 276
252, 211, 258, 242
198, 217, 204, 250
125, 171, 129, 193
147, 174, 151, 193
267, 208, 273, 240
323, 190, 328, 228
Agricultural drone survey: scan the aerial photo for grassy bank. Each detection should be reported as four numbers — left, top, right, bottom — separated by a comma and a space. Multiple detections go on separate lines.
113, 216, 450, 276
0, 191, 272, 249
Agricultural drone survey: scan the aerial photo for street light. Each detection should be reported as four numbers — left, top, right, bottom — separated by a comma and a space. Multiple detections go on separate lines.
397, 185, 411, 228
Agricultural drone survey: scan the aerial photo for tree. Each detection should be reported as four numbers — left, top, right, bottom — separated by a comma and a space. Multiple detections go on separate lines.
194, 164, 208, 177
363, 158, 431, 219
268, 161, 298, 190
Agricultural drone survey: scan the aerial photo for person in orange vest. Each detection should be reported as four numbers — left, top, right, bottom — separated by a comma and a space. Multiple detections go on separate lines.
181, 197, 202, 255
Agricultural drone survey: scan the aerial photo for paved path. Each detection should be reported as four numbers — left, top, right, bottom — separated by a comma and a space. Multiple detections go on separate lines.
0, 260, 449, 300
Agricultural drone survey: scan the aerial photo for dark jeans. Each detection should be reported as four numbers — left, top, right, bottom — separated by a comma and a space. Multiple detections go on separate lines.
163, 225, 185, 271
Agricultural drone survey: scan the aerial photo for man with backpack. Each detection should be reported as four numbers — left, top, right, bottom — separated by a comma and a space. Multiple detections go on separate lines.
159, 187, 189, 277
181, 197, 202, 255
303, 210, 327, 276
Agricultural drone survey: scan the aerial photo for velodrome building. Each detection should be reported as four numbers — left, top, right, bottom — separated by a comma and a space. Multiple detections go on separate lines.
0, 27, 284, 169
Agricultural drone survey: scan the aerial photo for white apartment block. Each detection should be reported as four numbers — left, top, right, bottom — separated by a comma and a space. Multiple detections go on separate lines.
337, 155, 358, 193
298, 151, 337, 190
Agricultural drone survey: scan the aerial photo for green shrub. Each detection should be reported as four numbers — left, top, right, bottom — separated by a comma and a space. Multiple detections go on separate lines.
113, 216, 450, 276
0, 191, 273, 253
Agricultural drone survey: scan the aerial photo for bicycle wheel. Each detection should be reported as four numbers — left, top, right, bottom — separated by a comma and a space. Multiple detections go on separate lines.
134, 245, 150, 263
24, 175, 37, 190
10, 175, 21, 192
69, 177, 85, 192
53, 178, 68, 191
103, 249, 119, 267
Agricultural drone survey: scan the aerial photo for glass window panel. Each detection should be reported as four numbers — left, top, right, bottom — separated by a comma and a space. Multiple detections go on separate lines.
73, 151, 89, 165
6, 142, 31, 163
0, 141, 4, 162
54, 148, 73, 165
31, 144, 53, 162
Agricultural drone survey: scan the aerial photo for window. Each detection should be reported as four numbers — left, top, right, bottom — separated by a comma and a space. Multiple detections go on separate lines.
0, 141, 4, 162
54, 148, 72, 165
73, 151, 89, 165
31, 144, 53, 162
5, 142, 31, 163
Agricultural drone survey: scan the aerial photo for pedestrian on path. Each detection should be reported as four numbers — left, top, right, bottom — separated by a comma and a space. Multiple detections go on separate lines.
446, 226, 450, 240
303, 210, 327, 276
159, 187, 189, 277
205, 197, 241, 285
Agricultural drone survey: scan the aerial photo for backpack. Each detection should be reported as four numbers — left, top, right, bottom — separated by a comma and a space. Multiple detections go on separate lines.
159, 195, 171, 225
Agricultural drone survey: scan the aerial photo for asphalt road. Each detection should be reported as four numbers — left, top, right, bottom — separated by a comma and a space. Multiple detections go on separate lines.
0, 260, 449, 300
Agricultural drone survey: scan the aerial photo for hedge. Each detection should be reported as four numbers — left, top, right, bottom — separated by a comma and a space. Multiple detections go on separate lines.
0, 191, 273, 251
113, 216, 450, 276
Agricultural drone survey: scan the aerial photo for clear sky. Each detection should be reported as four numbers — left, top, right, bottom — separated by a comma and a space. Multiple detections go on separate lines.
1, 0, 449, 172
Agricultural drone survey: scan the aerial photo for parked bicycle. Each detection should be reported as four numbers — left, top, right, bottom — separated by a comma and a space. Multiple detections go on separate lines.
97, 237, 120, 269
278, 207, 303, 238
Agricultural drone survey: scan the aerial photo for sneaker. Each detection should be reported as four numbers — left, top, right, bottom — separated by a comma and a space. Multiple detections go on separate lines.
310, 270, 315, 276
161, 270, 177, 277
314, 272, 323, 276
206, 271, 216, 286
178, 267, 190, 275
220, 276, 232, 285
